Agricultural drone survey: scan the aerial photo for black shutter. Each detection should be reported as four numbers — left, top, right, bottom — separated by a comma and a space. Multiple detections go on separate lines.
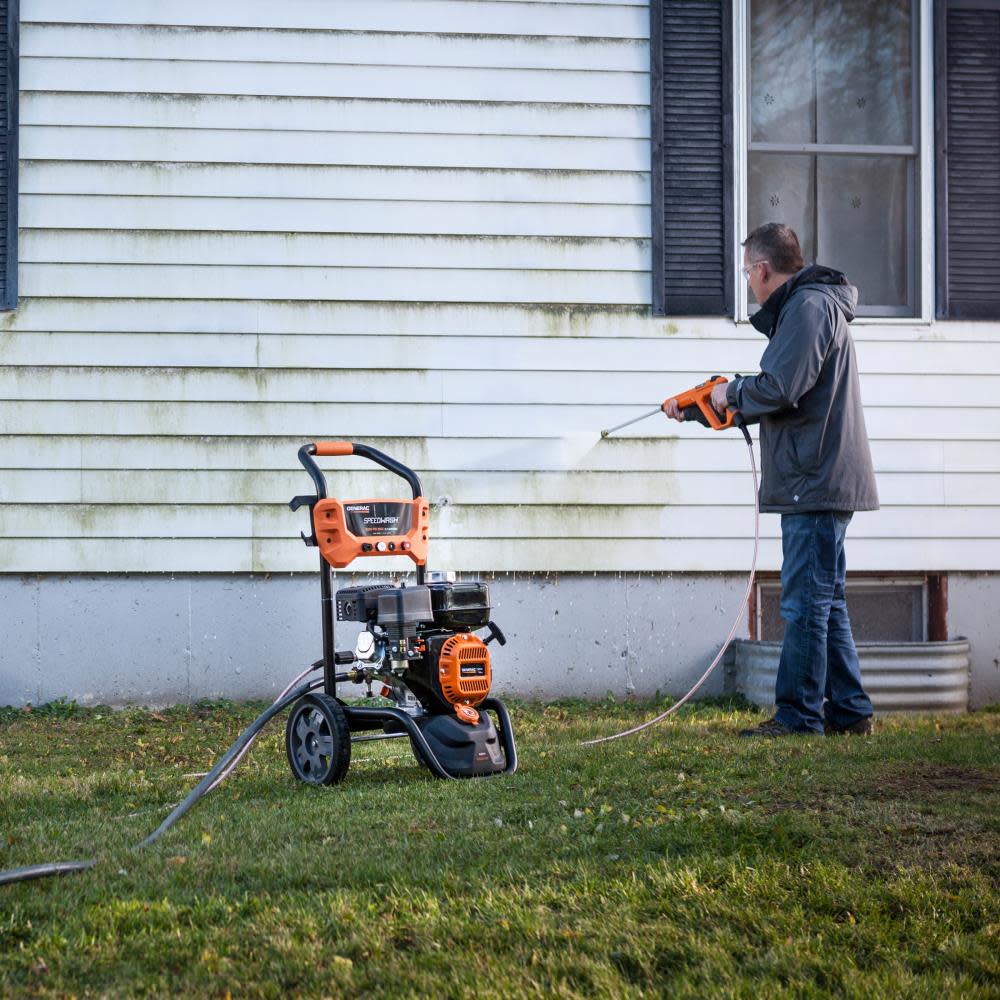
935, 0, 1000, 319
0, 0, 17, 311
651, 0, 733, 317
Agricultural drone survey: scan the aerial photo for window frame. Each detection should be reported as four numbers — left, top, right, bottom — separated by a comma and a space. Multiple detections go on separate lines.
732, 0, 935, 323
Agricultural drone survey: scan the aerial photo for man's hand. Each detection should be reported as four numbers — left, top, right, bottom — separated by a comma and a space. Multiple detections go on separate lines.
663, 398, 685, 421
710, 381, 729, 416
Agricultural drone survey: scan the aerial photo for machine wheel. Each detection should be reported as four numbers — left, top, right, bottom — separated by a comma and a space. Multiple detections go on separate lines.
285, 693, 351, 785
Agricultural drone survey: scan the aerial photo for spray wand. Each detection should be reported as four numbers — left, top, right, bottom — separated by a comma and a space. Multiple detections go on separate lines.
601, 375, 750, 443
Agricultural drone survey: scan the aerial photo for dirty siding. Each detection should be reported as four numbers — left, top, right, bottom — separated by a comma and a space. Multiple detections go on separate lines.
1, 0, 999, 582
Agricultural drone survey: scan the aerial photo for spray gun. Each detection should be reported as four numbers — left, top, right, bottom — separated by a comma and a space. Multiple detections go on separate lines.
601, 375, 750, 443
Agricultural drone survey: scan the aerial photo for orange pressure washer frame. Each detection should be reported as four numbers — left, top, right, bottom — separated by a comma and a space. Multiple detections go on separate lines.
290, 440, 434, 694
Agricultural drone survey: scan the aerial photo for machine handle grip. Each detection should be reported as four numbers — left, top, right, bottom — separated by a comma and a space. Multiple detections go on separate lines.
297, 442, 424, 501
314, 441, 354, 457
681, 405, 711, 428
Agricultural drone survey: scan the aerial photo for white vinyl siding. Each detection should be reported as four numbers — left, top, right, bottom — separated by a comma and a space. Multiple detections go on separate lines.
1, 1, 999, 575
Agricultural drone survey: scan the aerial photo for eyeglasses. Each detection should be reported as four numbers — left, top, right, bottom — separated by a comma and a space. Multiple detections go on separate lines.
741, 260, 768, 281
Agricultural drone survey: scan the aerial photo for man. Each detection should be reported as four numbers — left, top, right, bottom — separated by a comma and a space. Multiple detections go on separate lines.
665, 223, 878, 737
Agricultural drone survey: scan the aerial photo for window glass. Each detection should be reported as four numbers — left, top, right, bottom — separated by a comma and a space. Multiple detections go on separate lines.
752, 0, 912, 146
751, 0, 816, 143
748, 0, 917, 315
817, 155, 910, 308
748, 155, 816, 261
749, 153, 911, 309
815, 0, 912, 146
758, 580, 926, 641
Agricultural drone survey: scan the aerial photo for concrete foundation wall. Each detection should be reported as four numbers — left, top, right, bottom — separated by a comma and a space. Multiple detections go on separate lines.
1, 572, 748, 707
949, 573, 1000, 710
2, 572, 997, 709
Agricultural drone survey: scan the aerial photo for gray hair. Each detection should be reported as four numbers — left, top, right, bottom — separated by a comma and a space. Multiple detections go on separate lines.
742, 223, 805, 274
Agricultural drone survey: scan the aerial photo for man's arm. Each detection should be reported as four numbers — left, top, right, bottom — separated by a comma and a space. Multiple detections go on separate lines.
725, 296, 835, 421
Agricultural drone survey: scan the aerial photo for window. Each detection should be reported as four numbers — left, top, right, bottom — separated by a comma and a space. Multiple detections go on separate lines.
0, 0, 18, 311
753, 573, 949, 642
651, 1, 1000, 320
745, 0, 919, 317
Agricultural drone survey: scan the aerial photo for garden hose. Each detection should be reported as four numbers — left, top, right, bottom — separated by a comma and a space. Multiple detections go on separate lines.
0, 675, 324, 887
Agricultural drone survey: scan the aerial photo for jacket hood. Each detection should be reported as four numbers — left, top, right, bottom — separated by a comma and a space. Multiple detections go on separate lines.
750, 264, 858, 337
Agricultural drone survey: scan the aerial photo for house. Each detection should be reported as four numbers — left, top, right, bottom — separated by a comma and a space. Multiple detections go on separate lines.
0, 0, 997, 709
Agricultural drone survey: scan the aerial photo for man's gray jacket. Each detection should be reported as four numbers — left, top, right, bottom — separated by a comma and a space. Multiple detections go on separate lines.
726, 264, 879, 514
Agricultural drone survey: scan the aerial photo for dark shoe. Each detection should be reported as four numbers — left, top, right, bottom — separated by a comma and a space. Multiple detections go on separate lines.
738, 717, 797, 738
823, 715, 874, 736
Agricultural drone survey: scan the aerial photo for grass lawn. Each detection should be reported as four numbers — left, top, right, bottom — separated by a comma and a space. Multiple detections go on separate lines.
0, 696, 998, 999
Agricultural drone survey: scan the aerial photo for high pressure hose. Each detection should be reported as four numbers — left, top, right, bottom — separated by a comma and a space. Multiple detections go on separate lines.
0, 860, 99, 886
583, 424, 759, 745
206, 663, 318, 793
0, 673, 324, 886
137, 675, 323, 848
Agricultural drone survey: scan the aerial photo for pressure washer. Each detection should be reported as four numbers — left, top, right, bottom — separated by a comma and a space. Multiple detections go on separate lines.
286, 440, 517, 783
0, 441, 517, 886
586, 376, 761, 745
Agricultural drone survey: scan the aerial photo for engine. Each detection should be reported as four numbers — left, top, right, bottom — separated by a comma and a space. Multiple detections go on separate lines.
335, 578, 501, 714
334, 577, 506, 775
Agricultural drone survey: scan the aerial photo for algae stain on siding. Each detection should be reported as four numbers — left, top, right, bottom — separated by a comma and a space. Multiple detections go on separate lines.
534, 303, 650, 339
250, 511, 266, 574
69, 504, 102, 537
0, 323, 14, 358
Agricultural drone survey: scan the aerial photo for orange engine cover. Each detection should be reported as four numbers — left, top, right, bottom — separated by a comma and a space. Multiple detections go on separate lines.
437, 634, 491, 707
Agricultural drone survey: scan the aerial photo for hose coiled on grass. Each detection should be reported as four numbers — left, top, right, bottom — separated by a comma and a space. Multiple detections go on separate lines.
0, 675, 323, 886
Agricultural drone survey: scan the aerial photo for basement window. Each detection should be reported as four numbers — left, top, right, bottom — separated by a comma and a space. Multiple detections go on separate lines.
754, 575, 939, 643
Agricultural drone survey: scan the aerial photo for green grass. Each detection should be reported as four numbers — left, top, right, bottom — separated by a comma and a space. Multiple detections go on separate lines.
1, 697, 998, 999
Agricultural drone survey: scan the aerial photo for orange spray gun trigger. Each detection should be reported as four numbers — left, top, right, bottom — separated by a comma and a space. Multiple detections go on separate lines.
663, 375, 734, 431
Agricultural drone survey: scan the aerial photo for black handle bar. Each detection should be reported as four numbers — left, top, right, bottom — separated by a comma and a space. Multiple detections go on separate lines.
297, 443, 424, 501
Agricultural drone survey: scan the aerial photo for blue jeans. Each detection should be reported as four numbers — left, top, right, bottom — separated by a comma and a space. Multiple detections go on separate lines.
774, 512, 873, 733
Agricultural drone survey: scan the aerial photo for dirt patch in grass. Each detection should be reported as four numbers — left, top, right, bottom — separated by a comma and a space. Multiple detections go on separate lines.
862, 763, 999, 799
750, 764, 1000, 878
858, 764, 1000, 876
862, 820, 1000, 879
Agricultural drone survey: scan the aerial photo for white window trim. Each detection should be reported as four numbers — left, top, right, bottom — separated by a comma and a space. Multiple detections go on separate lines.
732, 0, 935, 325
